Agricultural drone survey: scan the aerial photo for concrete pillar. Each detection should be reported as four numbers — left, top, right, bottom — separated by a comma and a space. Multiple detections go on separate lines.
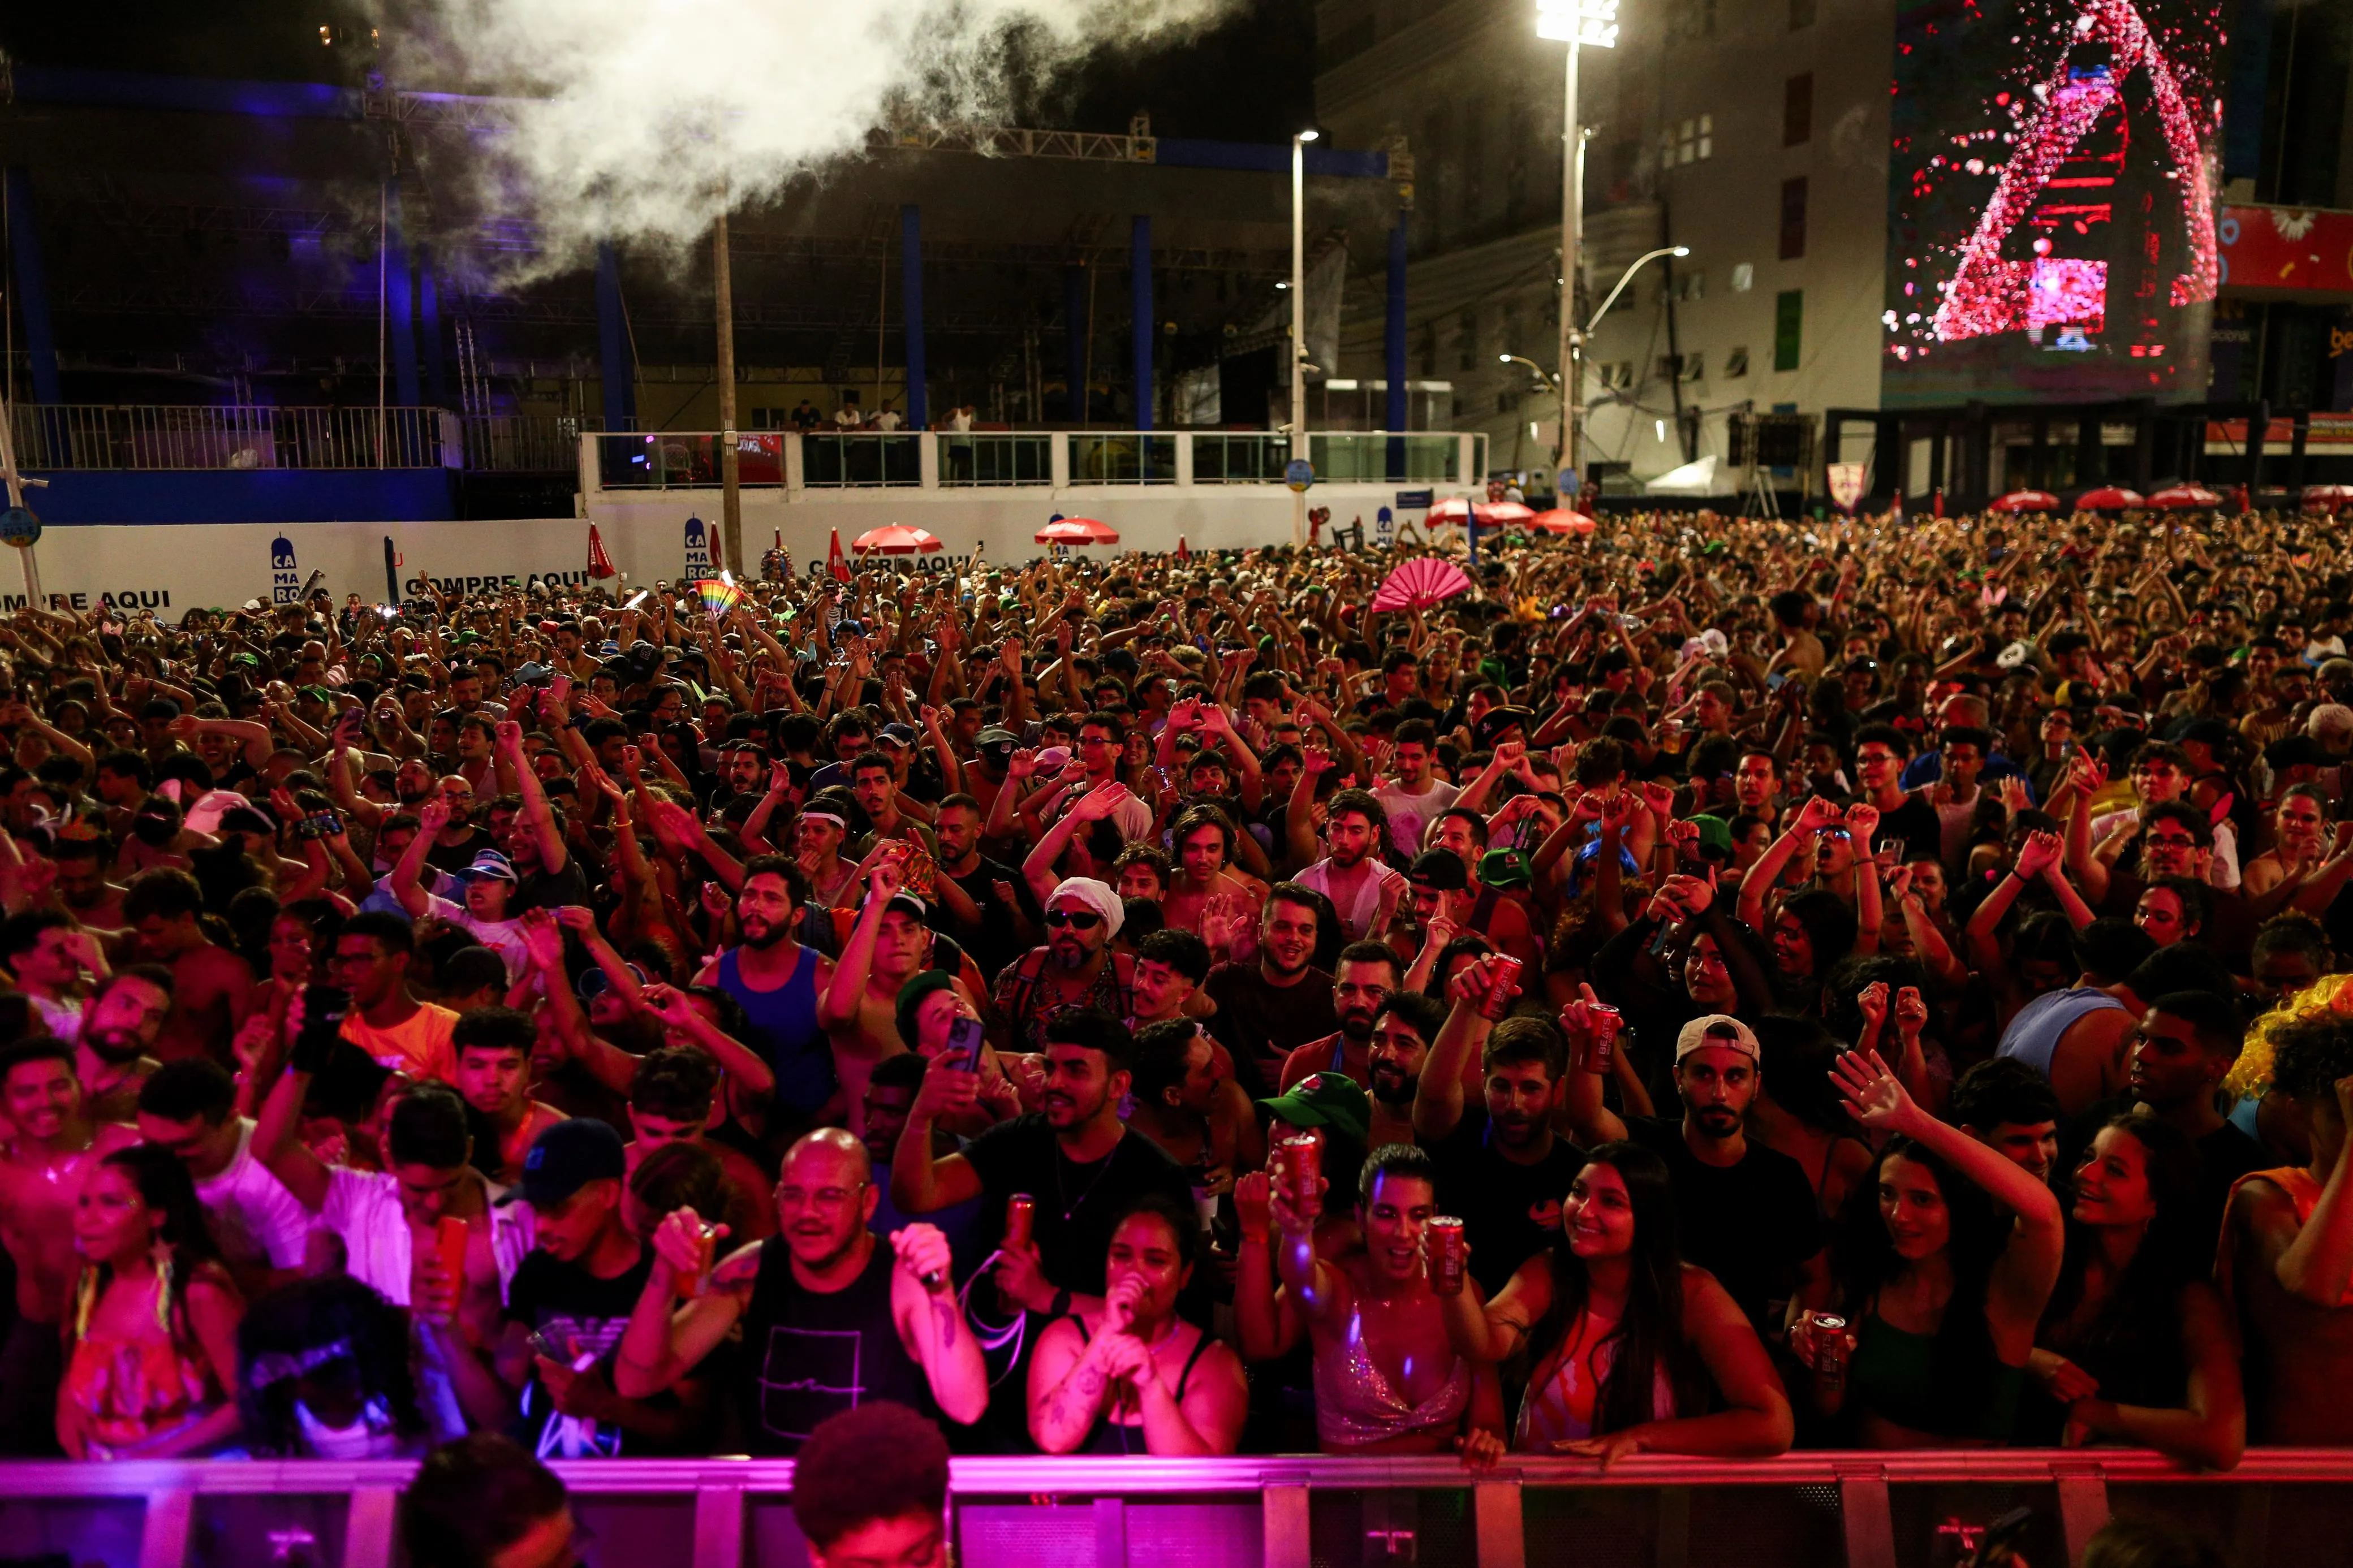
595, 243, 637, 432
3, 169, 63, 404
900, 205, 928, 429
1131, 216, 1154, 431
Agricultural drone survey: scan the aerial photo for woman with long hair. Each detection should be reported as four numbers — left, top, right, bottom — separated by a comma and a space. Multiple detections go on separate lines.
1436, 1142, 1792, 1463
58, 1144, 244, 1458
235, 1275, 428, 1459
1791, 1050, 2065, 1447
2027, 1113, 2244, 1469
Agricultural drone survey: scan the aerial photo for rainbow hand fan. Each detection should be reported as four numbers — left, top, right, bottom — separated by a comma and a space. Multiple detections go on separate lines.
695, 578, 743, 619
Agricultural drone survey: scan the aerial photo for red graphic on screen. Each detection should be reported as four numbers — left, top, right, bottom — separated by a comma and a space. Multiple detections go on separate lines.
1933, 0, 2217, 351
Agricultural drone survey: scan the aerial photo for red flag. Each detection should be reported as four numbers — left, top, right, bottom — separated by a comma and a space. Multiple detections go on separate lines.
828, 527, 850, 584
1177, 534, 1190, 561
586, 524, 616, 580
1932, 489, 1945, 519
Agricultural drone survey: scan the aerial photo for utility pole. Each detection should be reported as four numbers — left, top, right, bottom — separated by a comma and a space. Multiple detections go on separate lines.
714, 206, 743, 576
1290, 130, 1318, 548
1539, 0, 1618, 497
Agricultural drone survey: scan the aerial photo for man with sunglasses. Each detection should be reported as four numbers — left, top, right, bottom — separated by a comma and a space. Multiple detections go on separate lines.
987, 876, 1135, 1055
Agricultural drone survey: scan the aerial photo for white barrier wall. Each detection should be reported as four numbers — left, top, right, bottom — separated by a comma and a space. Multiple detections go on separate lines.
6, 486, 1435, 614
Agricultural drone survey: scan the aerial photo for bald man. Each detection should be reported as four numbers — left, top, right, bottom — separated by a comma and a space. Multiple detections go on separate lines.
613, 1128, 985, 1454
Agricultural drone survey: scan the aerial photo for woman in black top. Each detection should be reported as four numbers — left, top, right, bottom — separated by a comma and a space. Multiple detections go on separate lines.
2026, 1112, 2244, 1470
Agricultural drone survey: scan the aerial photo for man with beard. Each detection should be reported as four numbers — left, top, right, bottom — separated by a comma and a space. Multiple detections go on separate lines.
1411, 963, 1589, 1297
0, 1037, 139, 1453
1201, 885, 1337, 1096
1364, 991, 1445, 1147
988, 876, 1134, 1056
892, 1008, 1192, 1316
1369, 718, 1458, 857
1275, 941, 1401, 1091
75, 964, 172, 1122
1160, 805, 1266, 939
1290, 787, 1408, 944
820, 861, 953, 1133
928, 793, 1035, 986
1125, 1019, 1263, 1189
699, 856, 833, 1131
617, 1129, 985, 1453
1564, 1010, 1828, 1334
849, 751, 936, 862
121, 867, 252, 1065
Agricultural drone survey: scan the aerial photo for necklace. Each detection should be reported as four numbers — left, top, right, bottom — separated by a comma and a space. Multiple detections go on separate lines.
1051, 1133, 1122, 1223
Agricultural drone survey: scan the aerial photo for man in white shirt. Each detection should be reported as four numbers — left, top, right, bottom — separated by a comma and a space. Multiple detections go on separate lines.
874, 405, 904, 431
832, 401, 863, 429
1370, 718, 1459, 857
0, 910, 104, 1042
135, 1059, 314, 1297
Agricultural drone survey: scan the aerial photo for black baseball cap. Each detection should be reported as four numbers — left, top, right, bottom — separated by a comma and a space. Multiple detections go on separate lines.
1408, 848, 1469, 891
498, 1118, 626, 1208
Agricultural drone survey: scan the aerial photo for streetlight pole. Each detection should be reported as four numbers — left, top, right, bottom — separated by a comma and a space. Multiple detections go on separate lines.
714, 207, 742, 578
1537, 0, 1619, 499
1290, 129, 1317, 548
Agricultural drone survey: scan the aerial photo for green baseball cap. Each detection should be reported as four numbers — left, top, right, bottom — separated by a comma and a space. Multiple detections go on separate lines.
1259, 1071, 1369, 1144
1685, 814, 1735, 859
1477, 847, 1535, 890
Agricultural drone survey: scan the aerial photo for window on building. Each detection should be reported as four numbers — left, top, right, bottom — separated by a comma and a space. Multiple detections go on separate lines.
1730, 262, 1755, 292
1676, 271, 1705, 301
1725, 346, 1749, 378
1784, 74, 1812, 146
1669, 0, 1718, 40
1456, 308, 1479, 371
1778, 176, 1808, 259
1661, 115, 1714, 168
1789, 0, 1814, 27
1681, 352, 1704, 382
1773, 290, 1803, 372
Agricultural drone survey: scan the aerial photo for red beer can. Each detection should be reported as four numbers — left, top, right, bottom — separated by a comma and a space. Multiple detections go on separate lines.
1004, 1193, 1036, 1253
1428, 1216, 1467, 1295
1583, 1004, 1622, 1074
1481, 955, 1523, 1021
673, 1221, 717, 1300
1282, 1132, 1324, 1212
1813, 1314, 1848, 1396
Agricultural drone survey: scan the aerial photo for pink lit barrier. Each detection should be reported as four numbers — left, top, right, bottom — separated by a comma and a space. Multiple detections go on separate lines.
0, 1450, 2341, 1568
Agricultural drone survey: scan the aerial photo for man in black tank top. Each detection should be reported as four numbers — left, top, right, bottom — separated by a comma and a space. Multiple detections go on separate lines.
613, 1129, 986, 1455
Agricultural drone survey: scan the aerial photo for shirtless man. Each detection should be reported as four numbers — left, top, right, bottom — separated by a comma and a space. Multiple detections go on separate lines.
1126, 1020, 1264, 1186
52, 840, 128, 932
76, 965, 173, 1124
0, 1036, 139, 1453
1161, 806, 1268, 938
120, 867, 251, 1065
2222, 1016, 2353, 1443
816, 861, 939, 1134
1269, 1141, 1505, 1459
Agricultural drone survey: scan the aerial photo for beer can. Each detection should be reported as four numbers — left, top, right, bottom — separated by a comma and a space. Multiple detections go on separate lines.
673, 1221, 717, 1300
1428, 1216, 1467, 1296
1005, 1193, 1036, 1253
1812, 1314, 1848, 1396
433, 1215, 468, 1319
1583, 1004, 1622, 1075
1283, 1131, 1324, 1212
1481, 955, 1523, 1021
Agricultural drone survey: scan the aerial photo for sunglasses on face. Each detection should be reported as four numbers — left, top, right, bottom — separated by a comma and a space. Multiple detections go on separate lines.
1045, 908, 1104, 930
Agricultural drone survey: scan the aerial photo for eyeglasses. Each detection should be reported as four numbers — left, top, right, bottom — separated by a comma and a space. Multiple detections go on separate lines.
1045, 908, 1104, 930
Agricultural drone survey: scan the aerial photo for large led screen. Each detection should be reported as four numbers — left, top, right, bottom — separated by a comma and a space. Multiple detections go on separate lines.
1882, 0, 2226, 408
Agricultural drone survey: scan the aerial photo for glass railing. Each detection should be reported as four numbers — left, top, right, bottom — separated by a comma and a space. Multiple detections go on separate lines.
1069, 433, 1178, 485
1193, 433, 1294, 483
801, 433, 920, 487
939, 433, 1053, 486
1312, 432, 1462, 482
593, 433, 786, 489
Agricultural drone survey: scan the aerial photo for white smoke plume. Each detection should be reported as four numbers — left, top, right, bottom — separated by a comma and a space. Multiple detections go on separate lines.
387, 0, 1230, 274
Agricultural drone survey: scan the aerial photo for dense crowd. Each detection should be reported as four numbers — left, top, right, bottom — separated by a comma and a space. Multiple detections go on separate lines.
0, 505, 2350, 1470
